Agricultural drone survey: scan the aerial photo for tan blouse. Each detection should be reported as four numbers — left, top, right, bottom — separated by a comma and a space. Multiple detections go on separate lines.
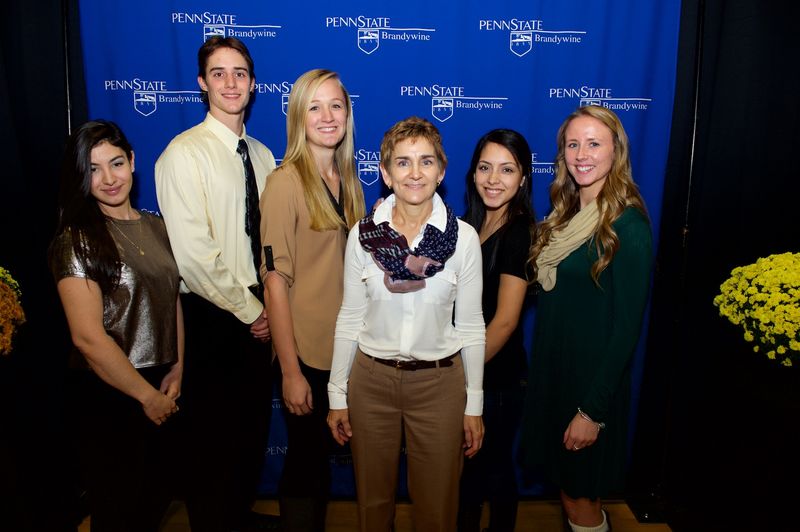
259, 164, 348, 370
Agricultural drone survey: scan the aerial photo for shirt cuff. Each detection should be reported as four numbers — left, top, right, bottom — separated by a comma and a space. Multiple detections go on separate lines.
465, 389, 483, 416
328, 387, 349, 410
234, 295, 264, 325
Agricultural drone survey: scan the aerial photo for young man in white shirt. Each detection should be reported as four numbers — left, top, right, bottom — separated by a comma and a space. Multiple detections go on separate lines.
155, 36, 276, 532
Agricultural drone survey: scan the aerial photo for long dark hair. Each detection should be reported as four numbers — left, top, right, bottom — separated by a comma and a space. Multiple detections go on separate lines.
462, 129, 535, 273
51, 120, 134, 293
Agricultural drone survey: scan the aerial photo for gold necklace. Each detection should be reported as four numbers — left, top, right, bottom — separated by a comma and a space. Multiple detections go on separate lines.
109, 219, 145, 256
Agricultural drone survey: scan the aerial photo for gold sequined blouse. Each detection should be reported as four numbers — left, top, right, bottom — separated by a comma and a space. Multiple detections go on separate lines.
50, 211, 180, 369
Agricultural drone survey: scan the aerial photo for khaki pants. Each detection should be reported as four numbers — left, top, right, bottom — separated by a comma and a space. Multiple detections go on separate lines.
349, 349, 466, 532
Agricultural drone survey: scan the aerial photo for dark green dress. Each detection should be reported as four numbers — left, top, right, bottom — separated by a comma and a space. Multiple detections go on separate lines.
522, 207, 652, 499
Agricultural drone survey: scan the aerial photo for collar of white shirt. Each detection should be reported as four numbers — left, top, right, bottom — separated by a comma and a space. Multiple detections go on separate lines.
373, 192, 448, 234
202, 112, 248, 155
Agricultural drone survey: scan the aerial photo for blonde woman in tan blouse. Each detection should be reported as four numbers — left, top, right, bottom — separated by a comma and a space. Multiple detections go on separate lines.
260, 69, 365, 531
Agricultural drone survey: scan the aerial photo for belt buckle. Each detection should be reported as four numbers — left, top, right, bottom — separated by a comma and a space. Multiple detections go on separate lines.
397, 359, 418, 371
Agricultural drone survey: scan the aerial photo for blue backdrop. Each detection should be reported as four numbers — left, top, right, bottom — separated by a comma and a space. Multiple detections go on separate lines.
79, 0, 681, 496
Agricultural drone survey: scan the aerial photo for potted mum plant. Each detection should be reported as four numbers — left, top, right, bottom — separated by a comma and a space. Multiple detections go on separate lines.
0, 266, 25, 355
713, 252, 800, 367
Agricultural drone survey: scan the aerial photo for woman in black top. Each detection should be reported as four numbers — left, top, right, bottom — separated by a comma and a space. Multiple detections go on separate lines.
458, 129, 535, 532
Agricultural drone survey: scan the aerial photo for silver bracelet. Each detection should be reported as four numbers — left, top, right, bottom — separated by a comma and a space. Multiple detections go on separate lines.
577, 407, 606, 430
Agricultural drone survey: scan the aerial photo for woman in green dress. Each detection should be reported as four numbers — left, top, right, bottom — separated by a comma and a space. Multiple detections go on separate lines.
523, 105, 652, 532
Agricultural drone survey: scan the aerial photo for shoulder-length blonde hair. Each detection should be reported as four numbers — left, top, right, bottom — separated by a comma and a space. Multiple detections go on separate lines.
282, 69, 365, 231
529, 105, 648, 285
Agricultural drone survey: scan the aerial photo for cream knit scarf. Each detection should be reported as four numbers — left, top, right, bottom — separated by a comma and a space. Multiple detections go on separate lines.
535, 200, 600, 291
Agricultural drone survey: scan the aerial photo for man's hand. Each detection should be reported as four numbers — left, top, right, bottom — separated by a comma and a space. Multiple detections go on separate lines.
250, 307, 270, 342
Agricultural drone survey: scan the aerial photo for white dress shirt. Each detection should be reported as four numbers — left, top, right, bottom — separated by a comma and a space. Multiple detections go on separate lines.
328, 193, 485, 415
155, 113, 276, 324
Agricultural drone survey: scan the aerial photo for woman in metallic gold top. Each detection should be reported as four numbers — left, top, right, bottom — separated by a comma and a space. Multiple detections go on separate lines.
49, 120, 183, 532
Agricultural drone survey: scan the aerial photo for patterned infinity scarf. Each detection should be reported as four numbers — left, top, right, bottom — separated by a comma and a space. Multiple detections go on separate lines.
359, 204, 459, 293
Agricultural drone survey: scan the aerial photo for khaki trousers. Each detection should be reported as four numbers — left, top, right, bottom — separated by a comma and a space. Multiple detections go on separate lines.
349, 349, 467, 532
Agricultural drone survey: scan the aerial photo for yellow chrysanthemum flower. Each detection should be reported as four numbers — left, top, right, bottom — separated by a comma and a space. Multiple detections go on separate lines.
714, 252, 800, 367
0, 266, 26, 356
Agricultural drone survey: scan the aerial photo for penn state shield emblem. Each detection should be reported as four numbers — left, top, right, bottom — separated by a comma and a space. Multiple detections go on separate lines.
358, 161, 380, 186
282, 94, 290, 116
133, 91, 157, 117
431, 98, 453, 123
358, 29, 380, 55
510, 31, 532, 57
204, 25, 226, 40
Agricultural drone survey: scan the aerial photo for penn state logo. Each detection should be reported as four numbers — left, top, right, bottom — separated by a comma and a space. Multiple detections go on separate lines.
431, 98, 453, 122
204, 24, 226, 40
358, 29, 380, 55
580, 98, 602, 107
281, 94, 290, 116
358, 161, 380, 186
133, 91, 157, 117
510, 31, 532, 57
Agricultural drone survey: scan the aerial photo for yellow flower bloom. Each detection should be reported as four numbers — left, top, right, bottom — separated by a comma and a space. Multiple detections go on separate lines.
714, 252, 800, 367
0, 267, 26, 356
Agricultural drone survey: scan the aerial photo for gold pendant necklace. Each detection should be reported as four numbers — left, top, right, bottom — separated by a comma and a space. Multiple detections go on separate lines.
109, 219, 145, 256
